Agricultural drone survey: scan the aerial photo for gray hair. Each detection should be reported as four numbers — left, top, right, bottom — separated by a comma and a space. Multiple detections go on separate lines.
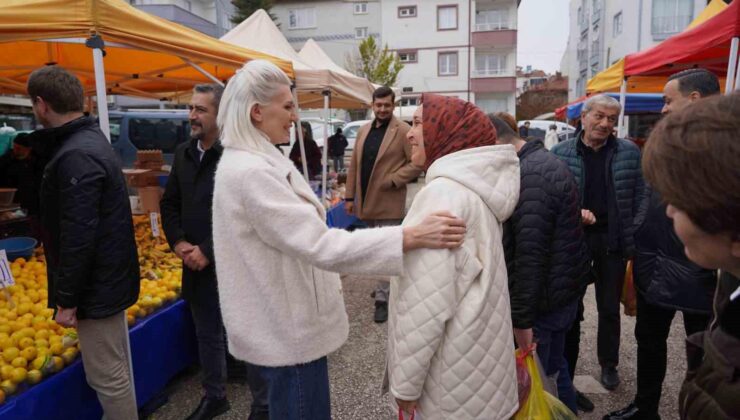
193, 83, 224, 110
217, 60, 292, 152
581, 94, 622, 116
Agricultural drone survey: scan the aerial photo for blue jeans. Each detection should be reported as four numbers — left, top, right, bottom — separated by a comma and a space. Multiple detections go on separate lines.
257, 357, 330, 420
534, 301, 578, 414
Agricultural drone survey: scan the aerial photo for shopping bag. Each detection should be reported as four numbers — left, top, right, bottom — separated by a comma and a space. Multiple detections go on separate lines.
621, 260, 637, 316
513, 348, 578, 420
398, 407, 415, 420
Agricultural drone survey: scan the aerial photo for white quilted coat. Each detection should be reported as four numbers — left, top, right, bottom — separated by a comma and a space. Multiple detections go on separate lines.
387, 145, 520, 420
213, 143, 404, 367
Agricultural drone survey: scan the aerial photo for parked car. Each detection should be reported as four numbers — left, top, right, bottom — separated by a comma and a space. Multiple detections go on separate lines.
341, 119, 371, 151
109, 110, 190, 168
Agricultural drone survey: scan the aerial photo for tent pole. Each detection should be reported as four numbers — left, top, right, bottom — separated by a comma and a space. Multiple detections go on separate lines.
617, 78, 627, 138
292, 87, 310, 182
182, 58, 225, 87
731, 37, 740, 93
321, 91, 330, 208
725, 37, 739, 94
86, 35, 111, 142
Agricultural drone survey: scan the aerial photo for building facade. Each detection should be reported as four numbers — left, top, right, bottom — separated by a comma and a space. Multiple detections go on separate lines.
562, 0, 708, 100
130, 0, 235, 38
273, 0, 519, 115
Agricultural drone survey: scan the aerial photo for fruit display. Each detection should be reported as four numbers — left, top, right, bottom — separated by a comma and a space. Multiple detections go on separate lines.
0, 214, 182, 402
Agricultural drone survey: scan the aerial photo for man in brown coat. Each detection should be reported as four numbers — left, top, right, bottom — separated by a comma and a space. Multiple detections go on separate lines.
346, 86, 422, 323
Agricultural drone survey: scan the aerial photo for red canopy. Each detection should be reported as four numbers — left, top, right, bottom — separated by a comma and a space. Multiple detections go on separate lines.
625, 0, 740, 77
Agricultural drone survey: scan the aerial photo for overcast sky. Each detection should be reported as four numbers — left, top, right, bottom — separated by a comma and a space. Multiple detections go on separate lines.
517, 0, 571, 73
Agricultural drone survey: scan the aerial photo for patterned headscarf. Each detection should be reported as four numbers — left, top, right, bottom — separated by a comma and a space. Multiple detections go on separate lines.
421, 93, 498, 170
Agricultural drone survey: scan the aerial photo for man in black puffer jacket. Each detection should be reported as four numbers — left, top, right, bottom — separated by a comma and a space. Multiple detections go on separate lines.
492, 115, 590, 415
28, 66, 139, 420
604, 69, 719, 420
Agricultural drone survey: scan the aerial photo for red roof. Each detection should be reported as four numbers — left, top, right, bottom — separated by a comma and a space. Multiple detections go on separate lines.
625, 0, 740, 76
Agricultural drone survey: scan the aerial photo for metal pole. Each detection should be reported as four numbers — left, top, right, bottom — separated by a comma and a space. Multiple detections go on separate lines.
182, 58, 225, 87
87, 35, 111, 142
727, 37, 740, 94
617, 78, 627, 138
292, 88, 309, 182
321, 91, 330, 207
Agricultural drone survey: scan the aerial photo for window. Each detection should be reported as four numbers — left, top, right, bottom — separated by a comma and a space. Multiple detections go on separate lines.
354, 2, 368, 14
438, 52, 458, 76
398, 51, 418, 63
109, 117, 122, 143
476, 98, 508, 114
652, 0, 693, 36
400, 97, 420, 106
288, 8, 317, 29
402, 87, 414, 93
475, 53, 506, 76
355, 27, 368, 39
613, 11, 623, 36
343, 124, 360, 140
437, 5, 458, 30
128, 118, 189, 154
475, 9, 509, 31
398, 6, 417, 18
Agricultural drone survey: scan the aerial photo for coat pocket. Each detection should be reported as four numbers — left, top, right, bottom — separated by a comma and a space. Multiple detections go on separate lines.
311, 267, 343, 315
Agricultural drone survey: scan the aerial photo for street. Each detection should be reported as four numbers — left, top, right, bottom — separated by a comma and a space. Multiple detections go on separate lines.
150, 274, 689, 420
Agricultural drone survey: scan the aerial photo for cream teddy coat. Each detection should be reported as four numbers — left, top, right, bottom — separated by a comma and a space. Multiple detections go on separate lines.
387, 145, 521, 420
213, 143, 404, 367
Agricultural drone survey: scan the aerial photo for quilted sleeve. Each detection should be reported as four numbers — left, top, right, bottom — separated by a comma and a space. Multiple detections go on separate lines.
389, 182, 478, 401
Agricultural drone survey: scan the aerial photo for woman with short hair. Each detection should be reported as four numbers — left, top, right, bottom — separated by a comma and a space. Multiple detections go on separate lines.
211, 60, 467, 419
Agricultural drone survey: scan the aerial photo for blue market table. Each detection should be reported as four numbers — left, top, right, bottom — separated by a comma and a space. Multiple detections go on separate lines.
326, 200, 359, 229
0, 299, 197, 420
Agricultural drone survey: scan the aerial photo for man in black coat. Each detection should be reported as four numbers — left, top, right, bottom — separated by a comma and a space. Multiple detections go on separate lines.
492, 115, 590, 415
327, 127, 349, 172
604, 69, 719, 420
161, 84, 268, 420
29, 66, 140, 419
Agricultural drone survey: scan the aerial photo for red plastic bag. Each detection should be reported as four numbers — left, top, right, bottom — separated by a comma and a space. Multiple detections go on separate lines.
621, 260, 637, 316
516, 347, 533, 406
398, 407, 415, 420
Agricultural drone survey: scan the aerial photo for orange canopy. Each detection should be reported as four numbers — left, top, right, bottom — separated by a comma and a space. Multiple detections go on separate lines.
0, 0, 294, 99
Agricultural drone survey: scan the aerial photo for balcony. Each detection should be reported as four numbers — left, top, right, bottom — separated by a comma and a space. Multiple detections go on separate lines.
471, 76, 516, 94
471, 30, 516, 48
134, 4, 219, 37
472, 68, 511, 78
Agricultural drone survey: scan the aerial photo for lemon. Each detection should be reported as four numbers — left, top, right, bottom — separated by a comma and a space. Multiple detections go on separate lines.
20, 347, 37, 362
26, 369, 42, 385
0, 379, 16, 395
2, 347, 19, 363
0, 365, 13, 381
9, 367, 26, 384
10, 357, 27, 368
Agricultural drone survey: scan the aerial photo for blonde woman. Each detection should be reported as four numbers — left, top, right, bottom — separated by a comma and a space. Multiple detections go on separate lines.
211, 60, 467, 419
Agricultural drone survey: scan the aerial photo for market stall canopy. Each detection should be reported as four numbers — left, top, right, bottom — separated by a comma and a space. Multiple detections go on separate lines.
625, 0, 740, 77
222, 10, 373, 109
566, 93, 664, 120
587, 0, 728, 93
0, 0, 294, 99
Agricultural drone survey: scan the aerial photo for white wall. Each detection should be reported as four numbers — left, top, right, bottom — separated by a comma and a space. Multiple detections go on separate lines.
272, 0, 382, 69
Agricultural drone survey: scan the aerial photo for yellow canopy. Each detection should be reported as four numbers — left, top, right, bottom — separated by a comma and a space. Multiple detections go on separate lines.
0, 0, 294, 98
587, 0, 727, 93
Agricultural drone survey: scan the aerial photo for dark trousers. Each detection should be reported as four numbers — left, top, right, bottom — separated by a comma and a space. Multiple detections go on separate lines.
634, 293, 710, 414
258, 356, 331, 420
565, 232, 627, 373
331, 156, 344, 172
189, 282, 269, 413
534, 301, 579, 414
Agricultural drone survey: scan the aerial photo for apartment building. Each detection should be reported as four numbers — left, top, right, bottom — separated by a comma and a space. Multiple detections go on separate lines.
129, 0, 235, 37
562, 0, 709, 100
273, 0, 519, 115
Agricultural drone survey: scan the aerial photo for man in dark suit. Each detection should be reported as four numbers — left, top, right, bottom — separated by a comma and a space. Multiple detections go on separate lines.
161, 84, 268, 420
